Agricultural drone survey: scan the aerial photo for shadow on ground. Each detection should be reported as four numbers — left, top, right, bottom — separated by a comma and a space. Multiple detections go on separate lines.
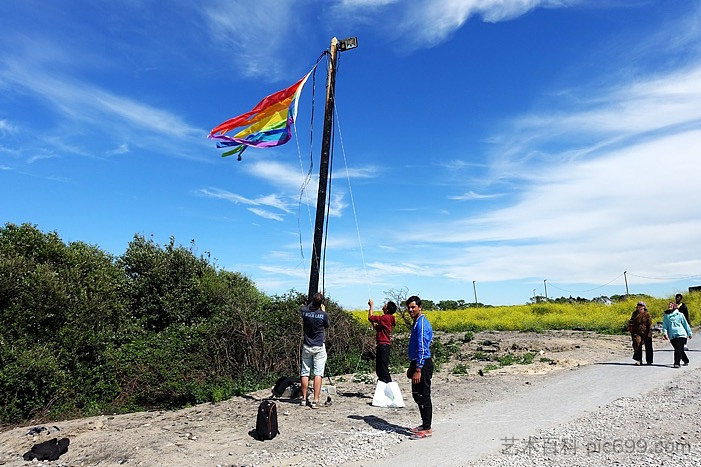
348, 415, 411, 436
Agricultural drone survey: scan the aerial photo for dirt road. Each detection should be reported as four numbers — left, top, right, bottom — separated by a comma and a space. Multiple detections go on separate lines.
375, 335, 701, 466
1, 330, 697, 466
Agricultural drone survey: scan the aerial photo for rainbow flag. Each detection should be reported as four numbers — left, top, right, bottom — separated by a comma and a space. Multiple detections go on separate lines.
209, 70, 312, 159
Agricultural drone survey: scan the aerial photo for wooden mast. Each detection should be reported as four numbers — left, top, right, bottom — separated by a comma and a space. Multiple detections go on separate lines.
307, 36, 357, 302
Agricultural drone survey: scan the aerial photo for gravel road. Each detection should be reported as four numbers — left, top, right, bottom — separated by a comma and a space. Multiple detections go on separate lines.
375, 336, 701, 466
1, 330, 697, 466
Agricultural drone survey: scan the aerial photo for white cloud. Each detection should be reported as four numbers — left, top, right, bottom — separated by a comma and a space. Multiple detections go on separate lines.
259, 264, 307, 278
245, 159, 308, 191
106, 144, 129, 156
0, 55, 207, 160
0, 164, 10, 170
336, 0, 581, 49
198, 187, 292, 213
332, 165, 380, 179
379, 42, 701, 288
0, 119, 17, 135
448, 190, 503, 200
396, 128, 701, 283
27, 153, 57, 164
367, 261, 435, 277
201, 0, 297, 79
247, 207, 284, 221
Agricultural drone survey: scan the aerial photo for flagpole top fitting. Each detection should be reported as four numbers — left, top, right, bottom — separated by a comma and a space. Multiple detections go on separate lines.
338, 37, 358, 52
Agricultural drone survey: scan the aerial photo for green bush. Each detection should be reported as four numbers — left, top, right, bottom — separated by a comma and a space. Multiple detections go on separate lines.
0, 223, 371, 424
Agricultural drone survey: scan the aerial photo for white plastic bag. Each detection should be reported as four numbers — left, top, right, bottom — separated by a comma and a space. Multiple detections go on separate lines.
371, 381, 405, 408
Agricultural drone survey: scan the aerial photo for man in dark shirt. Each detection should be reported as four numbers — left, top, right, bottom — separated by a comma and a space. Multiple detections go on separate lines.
300, 292, 330, 409
676, 294, 691, 326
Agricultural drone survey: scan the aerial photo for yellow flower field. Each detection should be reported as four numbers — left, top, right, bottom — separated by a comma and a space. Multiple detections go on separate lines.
352, 293, 700, 334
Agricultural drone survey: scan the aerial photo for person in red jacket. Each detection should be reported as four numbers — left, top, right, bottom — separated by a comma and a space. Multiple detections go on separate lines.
368, 299, 397, 383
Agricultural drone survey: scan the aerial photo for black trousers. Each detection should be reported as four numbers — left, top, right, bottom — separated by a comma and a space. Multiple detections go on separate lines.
631, 334, 653, 364
670, 337, 689, 366
376, 344, 392, 383
409, 358, 433, 430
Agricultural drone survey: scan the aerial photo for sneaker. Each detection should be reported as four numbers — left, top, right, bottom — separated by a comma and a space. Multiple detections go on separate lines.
673, 364, 681, 368
409, 429, 432, 440
310, 400, 320, 409
635, 361, 642, 366
300, 398, 308, 407
683, 362, 689, 366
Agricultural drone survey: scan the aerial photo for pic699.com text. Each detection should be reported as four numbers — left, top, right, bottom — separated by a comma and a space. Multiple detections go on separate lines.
501, 435, 692, 456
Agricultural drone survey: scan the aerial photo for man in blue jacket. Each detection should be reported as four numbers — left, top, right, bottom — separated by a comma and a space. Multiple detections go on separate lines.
406, 295, 433, 439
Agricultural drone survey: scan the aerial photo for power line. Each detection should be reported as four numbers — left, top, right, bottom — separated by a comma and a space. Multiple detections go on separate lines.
547, 272, 624, 294
626, 272, 701, 281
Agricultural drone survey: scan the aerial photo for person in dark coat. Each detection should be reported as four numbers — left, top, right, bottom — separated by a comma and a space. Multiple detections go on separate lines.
675, 294, 690, 326
628, 301, 653, 365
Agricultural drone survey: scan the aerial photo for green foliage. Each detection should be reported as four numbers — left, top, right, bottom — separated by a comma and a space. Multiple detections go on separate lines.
463, 331, 474, 342
0, 223, 371, 424
451, 363, 469, 375
469, 351, 490, 361
520, 352, 535, 364
431, 338, 461, 371
497, 352, 535, 366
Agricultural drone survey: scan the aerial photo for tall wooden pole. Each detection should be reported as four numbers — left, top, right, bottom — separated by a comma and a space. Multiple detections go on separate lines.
624, 270, 629, 299
308, 37, 340, 301
472, 280, 478, 306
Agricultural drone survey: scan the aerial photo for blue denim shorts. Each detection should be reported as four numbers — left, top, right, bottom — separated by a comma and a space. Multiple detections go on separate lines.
301, 344, 327, 377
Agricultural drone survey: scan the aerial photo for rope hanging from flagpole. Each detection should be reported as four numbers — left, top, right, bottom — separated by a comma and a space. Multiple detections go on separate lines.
334, 103, 371, 300
293, 51, 329, 261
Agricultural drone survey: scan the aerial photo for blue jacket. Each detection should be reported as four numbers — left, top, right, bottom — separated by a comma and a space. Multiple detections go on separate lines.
409, 314, 432, 368
662, 310, 692, 340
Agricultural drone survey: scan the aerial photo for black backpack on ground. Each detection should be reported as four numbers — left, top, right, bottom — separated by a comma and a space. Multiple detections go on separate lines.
23, 438, 70, 461
255, 400, 279, 440
272, 376, 301, 397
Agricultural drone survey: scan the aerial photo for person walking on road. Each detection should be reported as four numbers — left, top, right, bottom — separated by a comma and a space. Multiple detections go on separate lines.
662, 301, 692, 368
406, 295, 433, 439
368, 299, 397, 384
628, 301, 653, 365
675, 293, 691, 351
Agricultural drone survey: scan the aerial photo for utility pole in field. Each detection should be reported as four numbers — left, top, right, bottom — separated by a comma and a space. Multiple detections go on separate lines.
624, 270, 629, 300
544, 279, 548, 301
472, 281, 478, 306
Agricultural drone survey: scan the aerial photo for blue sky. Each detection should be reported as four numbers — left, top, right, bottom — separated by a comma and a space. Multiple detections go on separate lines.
2, 0, 701, 309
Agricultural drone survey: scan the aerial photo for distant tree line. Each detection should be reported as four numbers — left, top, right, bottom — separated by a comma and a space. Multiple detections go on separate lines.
0, 223, 372, 424
530, 294, 649, 304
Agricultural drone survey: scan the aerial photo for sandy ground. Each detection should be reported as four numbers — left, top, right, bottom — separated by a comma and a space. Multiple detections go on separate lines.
0, 330, 634, 466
